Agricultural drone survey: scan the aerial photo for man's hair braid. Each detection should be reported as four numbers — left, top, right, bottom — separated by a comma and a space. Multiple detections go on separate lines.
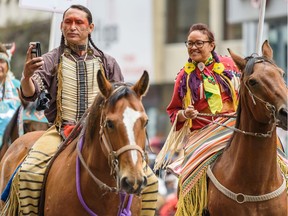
88, 35, 108, 78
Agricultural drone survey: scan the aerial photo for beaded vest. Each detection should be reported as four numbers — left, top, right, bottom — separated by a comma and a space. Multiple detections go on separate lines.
55, 54, 102, 128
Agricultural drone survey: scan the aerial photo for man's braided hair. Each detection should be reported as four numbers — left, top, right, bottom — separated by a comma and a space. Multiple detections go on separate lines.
58, 4, 108, 77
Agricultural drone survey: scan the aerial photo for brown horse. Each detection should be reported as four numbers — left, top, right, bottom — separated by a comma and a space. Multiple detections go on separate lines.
206, 40, 288, 215
0, 70, 150, 215
0, 100, 49, 160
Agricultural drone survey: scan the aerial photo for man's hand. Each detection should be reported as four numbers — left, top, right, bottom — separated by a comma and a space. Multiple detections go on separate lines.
23, 45, 44, 79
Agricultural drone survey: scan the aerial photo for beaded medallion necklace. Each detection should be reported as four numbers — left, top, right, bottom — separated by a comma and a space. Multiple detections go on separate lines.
180, 52, 238, 116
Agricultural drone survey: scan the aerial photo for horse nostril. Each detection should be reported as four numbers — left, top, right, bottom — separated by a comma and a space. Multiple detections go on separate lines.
121, 177, 131, 190
279, 107, 288, 117
277, 107, 288, 130
120, 176, 147, 194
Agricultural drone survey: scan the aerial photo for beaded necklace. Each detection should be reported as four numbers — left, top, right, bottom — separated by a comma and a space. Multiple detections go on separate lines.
179, 52, 238, 116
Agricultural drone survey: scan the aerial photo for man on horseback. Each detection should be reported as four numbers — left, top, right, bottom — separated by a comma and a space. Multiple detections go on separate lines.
0, 43, 21, 149
1, 4, 158, 216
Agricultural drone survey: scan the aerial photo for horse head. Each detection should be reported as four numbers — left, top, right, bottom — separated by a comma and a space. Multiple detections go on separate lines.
228, 40, 288, 132
204, 41, 288, 216
85, 70, 149, 195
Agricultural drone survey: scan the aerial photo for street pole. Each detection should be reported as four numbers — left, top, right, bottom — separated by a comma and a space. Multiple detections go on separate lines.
255, 0, 267, 55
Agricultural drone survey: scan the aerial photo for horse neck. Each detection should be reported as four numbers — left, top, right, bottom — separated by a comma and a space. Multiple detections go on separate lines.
225, 102, 279, 180
81, 116, 113, 183
74, 125, 117, 206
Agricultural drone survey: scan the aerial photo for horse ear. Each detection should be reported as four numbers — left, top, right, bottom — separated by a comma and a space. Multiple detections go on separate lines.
262, 40, 273, 60
17, 88, 29, 108
228, 48, 246, 71
132, 71, 149, 98
97, 70, 112, 98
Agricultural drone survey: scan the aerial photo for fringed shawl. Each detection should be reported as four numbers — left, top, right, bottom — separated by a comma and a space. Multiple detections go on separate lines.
179, 54, 239, 117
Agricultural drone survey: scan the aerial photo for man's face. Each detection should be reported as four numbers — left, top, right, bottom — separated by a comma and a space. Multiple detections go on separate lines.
61, 8, 94, 45
0, 57, 8, 83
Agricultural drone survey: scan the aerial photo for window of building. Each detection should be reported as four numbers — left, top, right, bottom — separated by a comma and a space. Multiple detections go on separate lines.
223, 0, 242, 40
269, 19, 287, 74
166, 0, 209, 43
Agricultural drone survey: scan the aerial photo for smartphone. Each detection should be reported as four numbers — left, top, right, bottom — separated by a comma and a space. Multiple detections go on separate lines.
30, 42, 41, 58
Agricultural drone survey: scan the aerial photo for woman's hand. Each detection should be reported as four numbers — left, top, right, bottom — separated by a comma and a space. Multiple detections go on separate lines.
181, 105, 199, 121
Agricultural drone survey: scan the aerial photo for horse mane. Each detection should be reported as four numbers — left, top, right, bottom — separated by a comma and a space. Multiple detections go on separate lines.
1, 106, 21, 147
244, 54, 275, 76
86, 82, 135, 141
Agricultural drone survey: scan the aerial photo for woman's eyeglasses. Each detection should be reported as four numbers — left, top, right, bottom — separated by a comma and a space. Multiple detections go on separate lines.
185, 40, 210, 48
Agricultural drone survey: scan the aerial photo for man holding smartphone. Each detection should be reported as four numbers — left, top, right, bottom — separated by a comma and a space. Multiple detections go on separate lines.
29, 42, 41, 58
4, 4, 158, 216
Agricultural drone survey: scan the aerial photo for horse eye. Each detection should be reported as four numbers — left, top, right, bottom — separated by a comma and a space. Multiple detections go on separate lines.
248, 78, 257, 86
106, 120, 114, 129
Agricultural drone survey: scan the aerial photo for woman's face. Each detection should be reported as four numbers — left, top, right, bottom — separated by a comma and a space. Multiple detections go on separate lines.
0, 58, 8, 83
186, 30, 215, 63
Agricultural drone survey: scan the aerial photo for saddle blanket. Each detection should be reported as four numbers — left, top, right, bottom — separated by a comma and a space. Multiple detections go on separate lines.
167, 117, 288, 216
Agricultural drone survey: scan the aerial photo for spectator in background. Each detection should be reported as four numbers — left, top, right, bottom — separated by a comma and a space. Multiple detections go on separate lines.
0, 43, 20, 147
159, 174, 178, 216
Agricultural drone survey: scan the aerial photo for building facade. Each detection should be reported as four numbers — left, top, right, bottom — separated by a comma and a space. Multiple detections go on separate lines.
149, 0, 287, 151
0, 0, 287, 150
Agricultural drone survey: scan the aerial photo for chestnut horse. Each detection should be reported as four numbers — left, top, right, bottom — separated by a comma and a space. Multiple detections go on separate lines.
0, 100, 49, 160
206, 41, 287, 215
0, 70, 150, 215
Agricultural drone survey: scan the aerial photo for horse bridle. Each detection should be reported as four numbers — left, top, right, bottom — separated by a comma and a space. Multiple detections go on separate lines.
196, 57, 278, 138
99, 116, 147, 191
76, 87, 148, 193
240, 57, 278, 137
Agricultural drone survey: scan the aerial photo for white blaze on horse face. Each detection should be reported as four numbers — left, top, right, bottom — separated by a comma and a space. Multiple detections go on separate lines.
123, 107, 141, 165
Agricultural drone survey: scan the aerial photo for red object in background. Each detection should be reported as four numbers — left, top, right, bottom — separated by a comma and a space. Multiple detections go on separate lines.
63, 124, 76, 138
159, 194, 178, 216
149, 136, 165, 154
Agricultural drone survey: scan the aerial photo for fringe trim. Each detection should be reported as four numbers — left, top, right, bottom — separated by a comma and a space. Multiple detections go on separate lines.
55, 56, 63, 129
277, 157, 288, 193
175, 168, 208, 216
174, 157, 287, 216
154, 111, 190, 171
0, 179, 20, 216
220, 74, 238, 111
